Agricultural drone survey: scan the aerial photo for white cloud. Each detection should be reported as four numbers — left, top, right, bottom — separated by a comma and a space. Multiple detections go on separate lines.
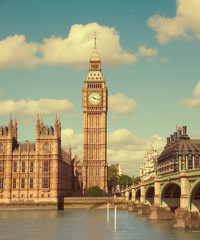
193, 81, 200, 96
137, 45, 158, 57
61, 127, 166, 176
129, 116, 137, 122
0, 23, 137, 70
109, 92, 137, 114
179, 98, 200, 108
178, 81, 200, 108
40, 22, 137, 69
0, 98, 74, 115
62, 128, 83, 158
160, 57, 170, 63
148, 0, 200, 44
108, 115, 119, 125
0, 35, 39, 69
107, 129, 166, 176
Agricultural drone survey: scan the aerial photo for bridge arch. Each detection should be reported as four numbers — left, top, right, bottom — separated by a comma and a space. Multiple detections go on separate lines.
145, 186, 154, 205
189, 179, 200, 212
129, 191, 132, 201
161, 182, 181, 212
135, 189, 141, 203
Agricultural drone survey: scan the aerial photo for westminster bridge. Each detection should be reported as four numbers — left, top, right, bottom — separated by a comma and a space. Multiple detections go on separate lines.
122, 168, 200, 212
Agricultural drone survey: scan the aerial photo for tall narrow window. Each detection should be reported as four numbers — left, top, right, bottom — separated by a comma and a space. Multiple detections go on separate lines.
13, 178, 16, 189
44, 143, 50, 152
0, 161, 3, 172
30, 178, 33, 188
42, 178, 50, 188
43, 161, 50, 172
195, 155, 199, 168
30, 162, 34, 172
21, 178, 25, 188
188, 155, 193, 169
0, 144, 3, 153
22, 161, 25, 172
0, 178, 3, 190
13, 162, 17, 172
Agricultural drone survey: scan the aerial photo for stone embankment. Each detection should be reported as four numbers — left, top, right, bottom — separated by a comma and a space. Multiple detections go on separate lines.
126, 201, 200, 229
0, 197, 127, 210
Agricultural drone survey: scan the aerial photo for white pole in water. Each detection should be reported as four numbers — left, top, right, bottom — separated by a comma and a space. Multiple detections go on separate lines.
114, 205, 117, 232
107, 202, 109, 223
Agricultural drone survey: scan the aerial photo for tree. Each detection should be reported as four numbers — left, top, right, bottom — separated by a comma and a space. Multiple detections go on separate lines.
107, 166, 118, 193
133, 176, 141, 185
117, 174, 133, 190
85, 186, 104, 197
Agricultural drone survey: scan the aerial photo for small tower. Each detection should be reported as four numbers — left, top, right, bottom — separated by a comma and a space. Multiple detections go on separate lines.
0, 116, 18, 200
14, 117, 17, 140
68, 144, 72, 159
36, 114, 40, 138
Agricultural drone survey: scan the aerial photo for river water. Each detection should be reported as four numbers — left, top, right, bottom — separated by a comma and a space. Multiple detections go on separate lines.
0, 208, 199, 240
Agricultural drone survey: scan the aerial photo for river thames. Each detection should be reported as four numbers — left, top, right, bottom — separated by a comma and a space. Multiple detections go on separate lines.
0, 208, 199, 240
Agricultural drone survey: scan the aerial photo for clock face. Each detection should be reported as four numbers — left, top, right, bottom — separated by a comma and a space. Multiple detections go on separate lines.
88, 92, 101, 105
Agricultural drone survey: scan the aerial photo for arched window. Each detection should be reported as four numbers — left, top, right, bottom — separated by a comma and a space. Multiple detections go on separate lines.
44, 143, 50, 152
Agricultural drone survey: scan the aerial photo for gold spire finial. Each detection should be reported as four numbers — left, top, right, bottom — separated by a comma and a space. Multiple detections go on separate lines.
94, 32, 97, 50
90, 32, 100, 62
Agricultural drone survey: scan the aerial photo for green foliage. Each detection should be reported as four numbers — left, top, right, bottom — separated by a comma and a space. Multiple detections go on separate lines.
85, 186, 104, 197
107, 166, 118, 192
117, 174, 133, 190
133, 176, 141, 185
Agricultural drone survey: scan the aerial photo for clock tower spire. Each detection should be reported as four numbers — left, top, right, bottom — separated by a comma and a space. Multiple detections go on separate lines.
82, 36, 108, 193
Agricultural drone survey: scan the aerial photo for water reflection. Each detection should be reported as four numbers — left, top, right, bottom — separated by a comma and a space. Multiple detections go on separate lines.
0, 209, 199, 240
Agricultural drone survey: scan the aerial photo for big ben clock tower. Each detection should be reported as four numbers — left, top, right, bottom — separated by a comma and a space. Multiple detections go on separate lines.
82, 37, 108, 192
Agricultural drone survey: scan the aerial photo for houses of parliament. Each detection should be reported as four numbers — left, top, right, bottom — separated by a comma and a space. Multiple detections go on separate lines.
0, 38, 108, 203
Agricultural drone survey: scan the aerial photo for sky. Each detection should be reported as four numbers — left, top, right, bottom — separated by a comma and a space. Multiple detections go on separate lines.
0, 0, 200, 176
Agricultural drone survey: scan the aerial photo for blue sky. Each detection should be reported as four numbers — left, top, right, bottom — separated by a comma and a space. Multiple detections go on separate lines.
0, 0, 200, 176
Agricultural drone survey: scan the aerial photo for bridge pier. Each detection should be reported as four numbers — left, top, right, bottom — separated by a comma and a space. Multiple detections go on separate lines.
125, 191, 129, 201
180, 171, 189, 210
140, 183, 145, 204
154, 177, 160, 206
131, 189, 136, 202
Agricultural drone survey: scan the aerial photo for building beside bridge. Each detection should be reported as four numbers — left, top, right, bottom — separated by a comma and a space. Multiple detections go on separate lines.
158, 126, 200, 176
140, 145, 158, 181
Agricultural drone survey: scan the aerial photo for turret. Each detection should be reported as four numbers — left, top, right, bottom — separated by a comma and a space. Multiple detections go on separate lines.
58, 117, 61, 139
68, 144, 72, 159
178, 129, 182, 138
40, 118, 43, 132
183, 126, 187, 136
14, 117, 17, 139
0, 125, 2, 137
36, 114, 40, 138
174, 132, 178, 141
54, 114, 58, 137
8, 115, 13, 137
45, 125, 49, 135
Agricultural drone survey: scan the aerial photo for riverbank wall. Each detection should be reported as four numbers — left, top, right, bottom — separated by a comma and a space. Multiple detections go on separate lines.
0, 196, 127, 210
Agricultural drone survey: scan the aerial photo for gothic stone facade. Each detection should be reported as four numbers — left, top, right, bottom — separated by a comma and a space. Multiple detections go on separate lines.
82, 38, 108, 192
0, 115, 73, 203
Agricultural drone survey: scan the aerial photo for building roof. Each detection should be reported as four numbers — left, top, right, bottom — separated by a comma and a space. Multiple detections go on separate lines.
18, 142, 36, 152
158, 126, 200, 161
